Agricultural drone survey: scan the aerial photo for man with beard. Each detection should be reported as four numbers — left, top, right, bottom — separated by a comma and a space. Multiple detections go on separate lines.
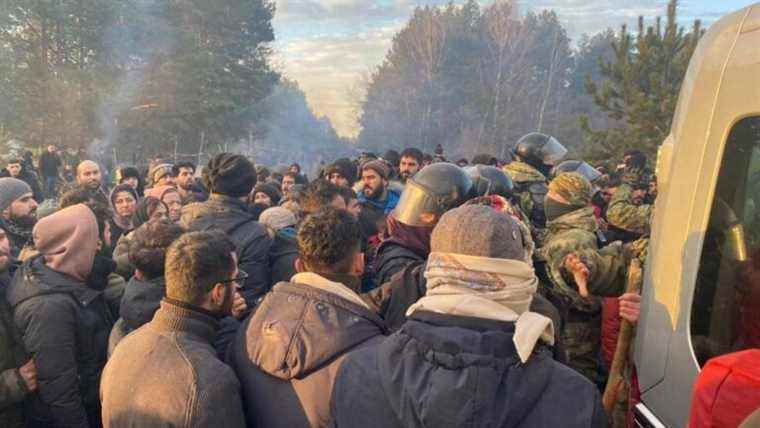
172, 162, 206, 204
0, 228, 37, 428
357, 160, 400, 215
326, 158, 357, 188
1, 158, 43, 202
0, 178, 38, 260
76, 160, 108, 203
8, 204, 114, 428
101, 231, 246, 428
398, 147, 423, 184
281, 171, 298, 199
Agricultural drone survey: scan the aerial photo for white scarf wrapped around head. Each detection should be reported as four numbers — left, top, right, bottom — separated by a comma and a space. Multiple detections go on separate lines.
407, 252, 554, 363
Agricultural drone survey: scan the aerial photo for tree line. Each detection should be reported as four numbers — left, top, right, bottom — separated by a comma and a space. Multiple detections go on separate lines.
0, 0, 348, 166
357, 0, 703, 161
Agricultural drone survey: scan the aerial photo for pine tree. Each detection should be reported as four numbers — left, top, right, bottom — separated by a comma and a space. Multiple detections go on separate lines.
580, 0, 702, 161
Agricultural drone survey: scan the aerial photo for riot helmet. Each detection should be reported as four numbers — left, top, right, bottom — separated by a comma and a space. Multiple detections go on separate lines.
393, 163, 472, 227
464, 165, 514, 199
550, 160, 602, 184
512, 132, 567, 173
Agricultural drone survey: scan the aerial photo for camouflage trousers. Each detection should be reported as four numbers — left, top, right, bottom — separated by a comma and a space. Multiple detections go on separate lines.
561, 309, 602, 384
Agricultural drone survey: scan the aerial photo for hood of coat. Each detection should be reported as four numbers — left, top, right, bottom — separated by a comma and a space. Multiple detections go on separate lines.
503, 161, 546, 183
378, 311, 554, 428
34, 204, 99, 282
120, 276, 165, 330
7, 255, 100, 308
242, 281, 386, 380
269, 229, 298, 259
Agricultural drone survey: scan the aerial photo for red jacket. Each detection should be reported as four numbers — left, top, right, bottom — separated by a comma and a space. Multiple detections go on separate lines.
688, 349, 760, 428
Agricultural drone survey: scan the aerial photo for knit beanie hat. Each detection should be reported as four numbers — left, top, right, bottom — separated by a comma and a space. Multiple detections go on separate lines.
118, 166, 141, 182
203, 153, 256, 197
548, 172, 593, 207
431, 205, 526, 261
0, 178, 32, 213
149, 163, 174, 185
259, 207, 297, 232
361, 159, 390, 180
253, 182, 282, 205
327, 158, 357, 184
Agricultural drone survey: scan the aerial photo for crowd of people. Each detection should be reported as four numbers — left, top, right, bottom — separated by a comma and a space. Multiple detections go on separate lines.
0, 132, 756, 428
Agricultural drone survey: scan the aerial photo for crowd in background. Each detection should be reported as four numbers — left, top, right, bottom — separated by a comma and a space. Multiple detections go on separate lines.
0, 132, 757, 428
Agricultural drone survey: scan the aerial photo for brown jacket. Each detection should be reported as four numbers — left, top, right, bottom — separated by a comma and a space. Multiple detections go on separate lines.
101, 299, 245, 428
229, 273, 387, 428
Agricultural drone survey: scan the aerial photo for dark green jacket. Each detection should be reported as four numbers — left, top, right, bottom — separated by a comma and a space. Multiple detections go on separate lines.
0, 271, 28, 428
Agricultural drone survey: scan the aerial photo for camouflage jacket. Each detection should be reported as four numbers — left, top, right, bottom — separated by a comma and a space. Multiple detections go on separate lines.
503, 161, 549, 231
538, 207, 628, 312
606, 183, 653, 235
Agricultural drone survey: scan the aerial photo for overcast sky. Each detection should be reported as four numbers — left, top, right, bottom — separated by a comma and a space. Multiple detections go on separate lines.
271, 0, 757, 137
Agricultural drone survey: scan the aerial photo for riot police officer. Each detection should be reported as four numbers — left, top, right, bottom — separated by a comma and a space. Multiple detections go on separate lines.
504, 132, 568, 231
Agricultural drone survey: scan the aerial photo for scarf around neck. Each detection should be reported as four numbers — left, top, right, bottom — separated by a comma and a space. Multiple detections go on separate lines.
407, 252, 554, 363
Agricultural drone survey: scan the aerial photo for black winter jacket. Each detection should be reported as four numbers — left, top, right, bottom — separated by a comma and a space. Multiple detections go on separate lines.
108, 276, 165, 354
372, 240, 425, 290
331, 311, 606, 428
269, 229, 298, 286
7, 256, 114, 428
181, 194, 272, 306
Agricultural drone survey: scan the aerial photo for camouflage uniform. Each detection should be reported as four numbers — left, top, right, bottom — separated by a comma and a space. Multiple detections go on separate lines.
606, 171, 653, 236
503, 161, 549, 235
537, 173, 629, 382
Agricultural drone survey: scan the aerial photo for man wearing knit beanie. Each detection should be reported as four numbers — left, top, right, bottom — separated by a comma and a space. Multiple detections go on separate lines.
357, 159, 400, 215
538, 171, 631, 383
331, 205, 605, 427
0, 177, 39, 259
326, 158, 357, 188
181, 153, 272, 306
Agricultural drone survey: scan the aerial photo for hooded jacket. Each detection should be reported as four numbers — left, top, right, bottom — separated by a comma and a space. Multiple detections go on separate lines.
0, 271, 28, 428
107, 276, 165, 354
269, 228, 298, 286
7, 205, 113, 428
330, 311, 606, 428
230, 275, 387, 428
181, 194, 272, 305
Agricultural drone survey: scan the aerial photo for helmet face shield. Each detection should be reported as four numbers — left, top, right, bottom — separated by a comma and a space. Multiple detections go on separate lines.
576, 162, 602, 184
392, 181, 443, 227
540, 137, 568, 166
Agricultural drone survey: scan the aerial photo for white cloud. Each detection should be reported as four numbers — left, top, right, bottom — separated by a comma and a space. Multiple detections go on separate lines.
272, 0, 735, 137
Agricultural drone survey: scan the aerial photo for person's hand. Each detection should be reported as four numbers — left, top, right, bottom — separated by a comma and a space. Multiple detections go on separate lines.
19, 359, 37, 392
619, 292, 642, 323
231, 292, 248, 319
564, 253, 590, 297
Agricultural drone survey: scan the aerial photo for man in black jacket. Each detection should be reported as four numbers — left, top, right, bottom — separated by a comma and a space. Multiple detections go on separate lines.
180, 153, 272, 307
38, 145, 62, 199
332, 206, 606, 428
1, 159, 42, 202
8, 204, 113, 428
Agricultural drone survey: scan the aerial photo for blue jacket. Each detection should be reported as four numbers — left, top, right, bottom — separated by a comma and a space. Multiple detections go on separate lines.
357, 188, 401, 215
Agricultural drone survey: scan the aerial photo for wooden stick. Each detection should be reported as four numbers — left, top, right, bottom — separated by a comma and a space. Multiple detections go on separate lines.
602, 258, 643, 414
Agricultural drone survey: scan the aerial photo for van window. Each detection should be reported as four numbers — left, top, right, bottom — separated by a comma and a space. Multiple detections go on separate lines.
691, 116, 760, 366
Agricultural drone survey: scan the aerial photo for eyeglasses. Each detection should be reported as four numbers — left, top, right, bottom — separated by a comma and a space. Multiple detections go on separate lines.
220, 270, 248, 287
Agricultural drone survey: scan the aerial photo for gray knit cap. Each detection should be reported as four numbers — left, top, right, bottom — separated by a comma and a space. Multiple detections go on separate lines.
259, 207, 297, 232
431, 205, 525, 261
0, 178, 32, 213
